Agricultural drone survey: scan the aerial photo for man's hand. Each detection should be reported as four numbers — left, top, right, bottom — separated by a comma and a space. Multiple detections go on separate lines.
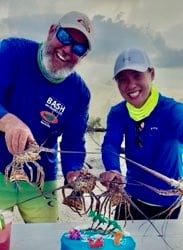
66, 168, 88, 184
99, 170, 126, 189
0, 113, 35, 155
66, 170, 82, 184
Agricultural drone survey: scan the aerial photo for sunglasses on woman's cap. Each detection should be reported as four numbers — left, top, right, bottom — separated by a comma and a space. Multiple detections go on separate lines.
56, 27, 88, 57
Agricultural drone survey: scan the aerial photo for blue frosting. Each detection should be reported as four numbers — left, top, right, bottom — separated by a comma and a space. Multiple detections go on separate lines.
60, 230, 136, 250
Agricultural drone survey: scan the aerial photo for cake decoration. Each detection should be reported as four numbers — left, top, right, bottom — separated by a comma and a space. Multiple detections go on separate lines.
114, 231, 124, 245
68, 228, 81, 240
88, 236, 104, 248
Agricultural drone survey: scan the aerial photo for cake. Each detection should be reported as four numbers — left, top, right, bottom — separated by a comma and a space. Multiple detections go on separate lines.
61, 228, 136, 250
60, 211, 136, 250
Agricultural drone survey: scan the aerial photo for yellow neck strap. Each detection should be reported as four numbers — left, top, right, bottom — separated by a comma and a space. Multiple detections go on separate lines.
126, 84, 159, 121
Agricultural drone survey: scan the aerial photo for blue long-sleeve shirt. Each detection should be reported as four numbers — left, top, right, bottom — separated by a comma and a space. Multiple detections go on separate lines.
0, 37, 90, 181
102, 95, 183, 206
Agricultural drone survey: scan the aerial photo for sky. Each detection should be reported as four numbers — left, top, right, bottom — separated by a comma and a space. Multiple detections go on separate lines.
0, 0, 183, 124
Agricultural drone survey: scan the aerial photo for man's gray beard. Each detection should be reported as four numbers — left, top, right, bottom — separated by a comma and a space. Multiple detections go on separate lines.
42, 44, 74, 80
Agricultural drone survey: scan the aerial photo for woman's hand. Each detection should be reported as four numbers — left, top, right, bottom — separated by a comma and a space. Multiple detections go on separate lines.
99, 170, 126, 189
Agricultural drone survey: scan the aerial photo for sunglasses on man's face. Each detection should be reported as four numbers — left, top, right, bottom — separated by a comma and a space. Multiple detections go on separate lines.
135, 120, 145, 148
56, 27, 88, 57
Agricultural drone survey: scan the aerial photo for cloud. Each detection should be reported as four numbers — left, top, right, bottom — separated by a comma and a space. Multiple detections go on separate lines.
88, 14, 183, 71
2, 11, 183, 71
0, 14, 58, 40
1, 0, 183, 71
0, 0, 183, 121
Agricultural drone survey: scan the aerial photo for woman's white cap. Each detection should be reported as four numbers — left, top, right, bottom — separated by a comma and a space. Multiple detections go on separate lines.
114, 48, 152, 78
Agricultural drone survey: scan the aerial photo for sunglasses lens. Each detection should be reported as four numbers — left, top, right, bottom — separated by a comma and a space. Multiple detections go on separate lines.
135, 135, 143, 148
72, 44, 87, 57
56, 27, 87, 57
56, 28, 71, 45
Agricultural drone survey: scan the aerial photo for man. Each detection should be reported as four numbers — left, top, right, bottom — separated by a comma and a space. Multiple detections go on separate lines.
0, 11, 93, 222
100, 48, 183, 220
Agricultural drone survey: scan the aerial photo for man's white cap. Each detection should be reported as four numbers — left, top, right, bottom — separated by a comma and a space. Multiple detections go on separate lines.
113, 48, 152, 78
58, 11, 93, 50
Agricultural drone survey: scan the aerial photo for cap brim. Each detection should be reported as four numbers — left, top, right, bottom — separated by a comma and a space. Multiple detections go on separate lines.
114, 65, 148, 79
